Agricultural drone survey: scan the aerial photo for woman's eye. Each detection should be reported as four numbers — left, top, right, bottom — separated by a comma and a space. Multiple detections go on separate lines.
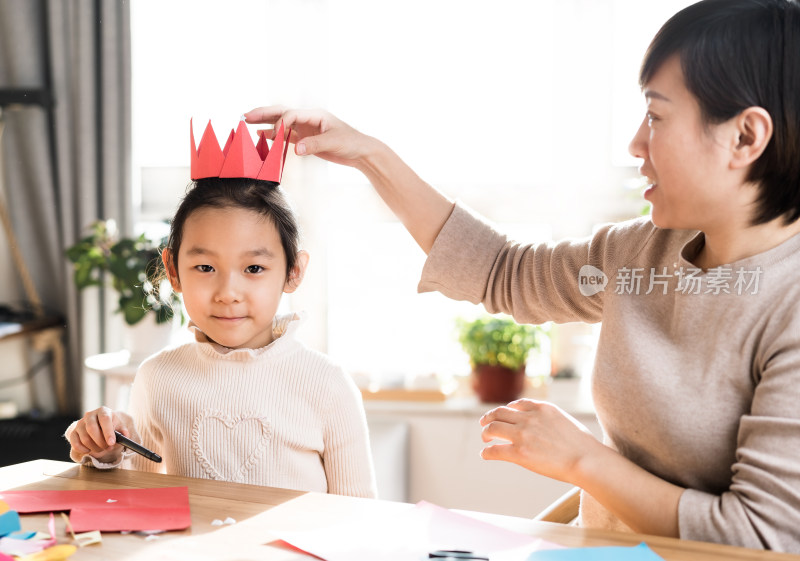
646, 112, 658, 125
195, 264, 214, 273
246, 265, 264, 274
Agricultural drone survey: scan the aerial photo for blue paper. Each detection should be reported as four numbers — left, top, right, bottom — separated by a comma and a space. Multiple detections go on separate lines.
0, 511, 20, 538
5, 531, 35, 540
527, 542, 664, 561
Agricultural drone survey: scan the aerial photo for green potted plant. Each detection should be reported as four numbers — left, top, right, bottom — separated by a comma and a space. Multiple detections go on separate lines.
456, 314, 547, 403
65, 219, 182, 326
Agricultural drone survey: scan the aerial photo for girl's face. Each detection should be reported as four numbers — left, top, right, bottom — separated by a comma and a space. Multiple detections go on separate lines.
628, 55, 746, 232
166, 206, 305, 350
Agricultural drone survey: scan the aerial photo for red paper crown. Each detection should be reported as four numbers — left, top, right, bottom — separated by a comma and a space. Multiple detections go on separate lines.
190, 118, 290, 183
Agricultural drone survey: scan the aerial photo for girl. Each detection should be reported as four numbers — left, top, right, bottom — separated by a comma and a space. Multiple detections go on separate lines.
244, 0, 800, 549
67, 177, 377, 498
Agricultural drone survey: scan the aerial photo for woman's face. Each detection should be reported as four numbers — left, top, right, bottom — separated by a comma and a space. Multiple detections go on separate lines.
628, 55, 743, 232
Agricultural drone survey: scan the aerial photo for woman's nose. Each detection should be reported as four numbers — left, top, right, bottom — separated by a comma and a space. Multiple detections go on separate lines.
628, 115, 649, 161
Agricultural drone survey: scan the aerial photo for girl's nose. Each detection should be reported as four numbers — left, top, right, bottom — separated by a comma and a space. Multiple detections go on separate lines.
214, 274, 242, 303
628, 115, 649, 161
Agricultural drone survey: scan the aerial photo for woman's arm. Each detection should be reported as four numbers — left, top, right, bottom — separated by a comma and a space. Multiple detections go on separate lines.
479, 399, 682, 537
244, 106, 453, 254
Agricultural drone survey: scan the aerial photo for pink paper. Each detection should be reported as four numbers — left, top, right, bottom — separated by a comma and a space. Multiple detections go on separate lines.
0, 487, 191, 533
276, 500, 561, 561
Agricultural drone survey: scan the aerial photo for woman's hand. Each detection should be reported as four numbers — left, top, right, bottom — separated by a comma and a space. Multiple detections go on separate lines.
245, 104, 454, 254
244, 106, 377, 169
481, 398, 683, 536
68, 406, 137, 464
479, 399, 601, 484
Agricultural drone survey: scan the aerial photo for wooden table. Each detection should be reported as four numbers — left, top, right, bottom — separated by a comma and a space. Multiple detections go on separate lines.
1, 460, 797, 560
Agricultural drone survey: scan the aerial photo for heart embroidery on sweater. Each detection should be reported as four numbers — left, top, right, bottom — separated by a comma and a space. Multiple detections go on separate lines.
192, 410, 272, 482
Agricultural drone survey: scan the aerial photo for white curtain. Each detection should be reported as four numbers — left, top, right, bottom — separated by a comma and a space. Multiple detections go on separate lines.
0, 0, 131, 415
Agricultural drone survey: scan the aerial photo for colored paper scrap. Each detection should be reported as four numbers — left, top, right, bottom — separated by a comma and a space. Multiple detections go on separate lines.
0, 510, 20, 537
526, 542, 665, 561
0, 512, 54, 556
7, 531, 36, 540
18, 544, 77, 561
73, 531, 101, 548
0, 537, 48, 556
60, 513, 100, 547
0, 501, 8, 515
276, 500, 562, 561
0, 487, 191, 533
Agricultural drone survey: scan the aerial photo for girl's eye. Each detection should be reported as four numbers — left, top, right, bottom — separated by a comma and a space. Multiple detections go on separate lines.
646, 112, 658, 125
246, 265, 264, 274
195, 264, 214, 273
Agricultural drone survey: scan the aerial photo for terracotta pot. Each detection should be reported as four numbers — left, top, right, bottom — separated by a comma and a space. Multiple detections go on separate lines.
472, 364, 525, 403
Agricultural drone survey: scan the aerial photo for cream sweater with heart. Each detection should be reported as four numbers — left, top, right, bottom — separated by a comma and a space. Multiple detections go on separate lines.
67, 312, 377, 499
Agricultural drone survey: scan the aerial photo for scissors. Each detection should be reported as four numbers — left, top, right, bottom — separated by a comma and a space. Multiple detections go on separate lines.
428, 550, 489, 560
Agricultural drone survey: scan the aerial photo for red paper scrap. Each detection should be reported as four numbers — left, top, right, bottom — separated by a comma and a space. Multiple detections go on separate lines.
0, 487, 191, 533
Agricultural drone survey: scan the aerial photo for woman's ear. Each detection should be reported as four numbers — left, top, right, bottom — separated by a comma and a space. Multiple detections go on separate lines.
284, 250, 310, 293
161, 248, 181, 292
731, 106, 773, 169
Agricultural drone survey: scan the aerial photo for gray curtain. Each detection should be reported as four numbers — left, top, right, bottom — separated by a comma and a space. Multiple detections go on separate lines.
0, 0, 131, 415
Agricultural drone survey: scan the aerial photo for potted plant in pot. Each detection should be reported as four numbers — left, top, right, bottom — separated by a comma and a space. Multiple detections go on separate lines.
66, 219, 184, 358
456, 314, 547, 403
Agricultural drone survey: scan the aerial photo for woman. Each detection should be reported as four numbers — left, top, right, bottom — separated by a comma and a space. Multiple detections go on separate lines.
245, 0, 800, 551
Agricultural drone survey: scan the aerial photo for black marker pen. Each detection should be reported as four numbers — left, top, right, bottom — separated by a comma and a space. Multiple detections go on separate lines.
114, 431, 162, 463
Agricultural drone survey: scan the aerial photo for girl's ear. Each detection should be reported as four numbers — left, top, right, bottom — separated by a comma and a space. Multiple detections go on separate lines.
284, 250, 310, 293
161, 248, 182, 292
730, 106, 773, 169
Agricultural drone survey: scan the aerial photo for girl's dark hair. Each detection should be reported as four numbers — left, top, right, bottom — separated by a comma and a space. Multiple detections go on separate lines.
641, 0, 800, 225
166, 178, 300, 279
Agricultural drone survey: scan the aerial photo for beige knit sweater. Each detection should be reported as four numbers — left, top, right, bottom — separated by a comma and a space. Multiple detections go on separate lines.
68, 312, 377, 499
419, 203, 800, 552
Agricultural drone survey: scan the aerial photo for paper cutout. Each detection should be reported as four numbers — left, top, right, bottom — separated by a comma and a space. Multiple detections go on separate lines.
73, 531, 102, 547
275, 500, 561, 561
7, 531, 35, 540
17, 544, 77, 561
0, 537, 47, 556
0, 552, 12, 561
0, 511, 20, 537
526, 542, 665, 561
0, 501, 8, 515
190, 118, 291, 183
59, 513, 100, 547
0, 514, 55, 557
0, 487, 191, 533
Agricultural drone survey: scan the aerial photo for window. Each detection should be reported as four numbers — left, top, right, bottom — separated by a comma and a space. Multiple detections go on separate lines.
131, 0, 692, 382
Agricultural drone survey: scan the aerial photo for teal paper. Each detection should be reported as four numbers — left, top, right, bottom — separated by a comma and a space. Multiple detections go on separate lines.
527, 542, 665, 561
0, 511, 21, 538
6, 531, 35, 540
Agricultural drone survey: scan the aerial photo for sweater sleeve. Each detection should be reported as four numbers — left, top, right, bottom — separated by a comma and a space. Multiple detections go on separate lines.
321, 367, 377, 499
678, 306, 800, 551
63, 420, 127, 468
418, 202, 656, 325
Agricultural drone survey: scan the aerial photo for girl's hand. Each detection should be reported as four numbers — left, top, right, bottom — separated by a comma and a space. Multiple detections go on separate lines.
243, 106, 378, 168
479, 399, 601, 484
68, 406, 137, 464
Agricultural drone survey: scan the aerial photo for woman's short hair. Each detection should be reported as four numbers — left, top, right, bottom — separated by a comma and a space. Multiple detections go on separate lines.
166, 178, 300, 279
641, 0, 800, 225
